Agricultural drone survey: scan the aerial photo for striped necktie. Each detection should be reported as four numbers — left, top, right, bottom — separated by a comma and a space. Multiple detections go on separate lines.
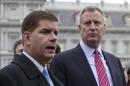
94, 50, 110, 86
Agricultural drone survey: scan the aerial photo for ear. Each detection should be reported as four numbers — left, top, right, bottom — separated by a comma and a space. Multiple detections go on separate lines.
23, 31, 31, 46
78, 24, 81, 32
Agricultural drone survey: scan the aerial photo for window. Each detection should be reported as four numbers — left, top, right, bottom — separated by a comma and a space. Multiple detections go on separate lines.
4, 3, 20, 20
27, 3, 39, 13
7, 32, 21, 51
104, 15, 112, 26
124, 15, 130, 26
123, 41, 130, 54
111, 40, 117, 53
75, 12, 80, 25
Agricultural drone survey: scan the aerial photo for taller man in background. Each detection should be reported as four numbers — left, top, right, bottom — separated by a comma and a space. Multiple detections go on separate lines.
0, 11, 63, 86
51, 6, 126, 86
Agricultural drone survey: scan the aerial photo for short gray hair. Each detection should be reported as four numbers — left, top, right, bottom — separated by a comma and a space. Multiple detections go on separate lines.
79, 6, 104, 24
80, 6, 104, 16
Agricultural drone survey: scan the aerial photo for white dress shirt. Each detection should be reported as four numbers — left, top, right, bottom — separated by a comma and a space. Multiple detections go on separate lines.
80, 40, 113, 86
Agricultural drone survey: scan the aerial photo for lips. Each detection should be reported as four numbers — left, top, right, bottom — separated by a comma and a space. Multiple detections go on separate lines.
46, 46, 55, 50
88, 33, 97, 37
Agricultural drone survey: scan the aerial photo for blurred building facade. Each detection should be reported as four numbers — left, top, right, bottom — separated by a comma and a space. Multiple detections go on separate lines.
0, 0, 130, 68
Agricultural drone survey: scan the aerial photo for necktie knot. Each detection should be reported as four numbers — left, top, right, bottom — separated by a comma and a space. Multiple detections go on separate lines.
94, 49, 99, 55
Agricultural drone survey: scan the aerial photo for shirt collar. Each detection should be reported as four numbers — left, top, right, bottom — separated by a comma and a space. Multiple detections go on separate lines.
80, 40, 102, 57
22, 51, 45, 73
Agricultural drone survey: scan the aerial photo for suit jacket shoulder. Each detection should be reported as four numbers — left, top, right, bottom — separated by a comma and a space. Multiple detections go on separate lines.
102, 51, 126, 86
0, 54, 63, 86
51, 44, 98, 86
51, 44, 126, 86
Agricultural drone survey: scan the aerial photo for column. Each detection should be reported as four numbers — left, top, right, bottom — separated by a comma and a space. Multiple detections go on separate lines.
19, 2, 23, 21
117, 40, 124, 54
0, 29, 1, 50
0, 3, 4, 20
104, 40, 112, 53
1, 31, 4, 50
5, 31, 8, 51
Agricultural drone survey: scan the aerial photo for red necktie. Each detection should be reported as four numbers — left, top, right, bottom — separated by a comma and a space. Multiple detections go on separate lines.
94, 50, 110, 86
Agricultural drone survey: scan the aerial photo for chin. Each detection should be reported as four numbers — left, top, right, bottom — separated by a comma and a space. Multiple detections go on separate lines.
87, 40, 99, 48
46, 54, 55, 59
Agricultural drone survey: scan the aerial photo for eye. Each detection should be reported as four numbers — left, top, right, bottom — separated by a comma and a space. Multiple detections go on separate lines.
54, 30, 58, 36
84, 21, 91, 26
40, 28, 52, 34
94, 21, 101, 26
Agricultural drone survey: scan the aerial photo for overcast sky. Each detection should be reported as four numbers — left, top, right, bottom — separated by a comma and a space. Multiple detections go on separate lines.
55, 0, 129, 4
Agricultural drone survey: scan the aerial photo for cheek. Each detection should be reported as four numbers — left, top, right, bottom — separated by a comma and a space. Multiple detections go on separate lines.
81, 27, 87, 33
39, 37, 50, 46
33, 35, 47, 42
101, 29, 105, 35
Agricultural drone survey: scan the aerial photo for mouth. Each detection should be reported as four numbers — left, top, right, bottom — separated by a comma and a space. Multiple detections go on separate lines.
88, 33, 97, 37
46, 46, 55, 51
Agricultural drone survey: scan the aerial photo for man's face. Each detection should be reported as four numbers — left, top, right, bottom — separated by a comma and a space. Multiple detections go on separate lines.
23, 20, 58, 64
79, 10, 105, 49
16, 44, 23, 54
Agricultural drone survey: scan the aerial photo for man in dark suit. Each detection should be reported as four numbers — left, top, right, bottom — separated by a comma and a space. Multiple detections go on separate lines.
51, 6, 126, 86
0, 11, 63, 86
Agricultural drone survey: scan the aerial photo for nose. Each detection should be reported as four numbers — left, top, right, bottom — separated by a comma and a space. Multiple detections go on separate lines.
89, 22, 96, 30
50, 32, 57, 42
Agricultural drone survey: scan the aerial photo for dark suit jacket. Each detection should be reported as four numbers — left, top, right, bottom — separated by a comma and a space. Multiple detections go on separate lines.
51, 44, 126, 86
0, 53, 63, 86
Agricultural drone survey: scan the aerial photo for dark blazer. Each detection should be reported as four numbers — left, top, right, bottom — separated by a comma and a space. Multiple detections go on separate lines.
51, 44, 126, 86
0, 53, 63, 86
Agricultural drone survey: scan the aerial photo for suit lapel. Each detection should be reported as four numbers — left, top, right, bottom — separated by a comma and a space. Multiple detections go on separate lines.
72, 44, 98, 86
13, 53, 50, 86
13, 53, 63, 86
102, 51, 117, 86
48, 69, 64, 86
35, 76, 49, 86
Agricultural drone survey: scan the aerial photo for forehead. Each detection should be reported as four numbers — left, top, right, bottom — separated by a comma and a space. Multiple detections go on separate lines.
38, 19, 58, 26
37, 20, 59, 30
81, 11, 103, 20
